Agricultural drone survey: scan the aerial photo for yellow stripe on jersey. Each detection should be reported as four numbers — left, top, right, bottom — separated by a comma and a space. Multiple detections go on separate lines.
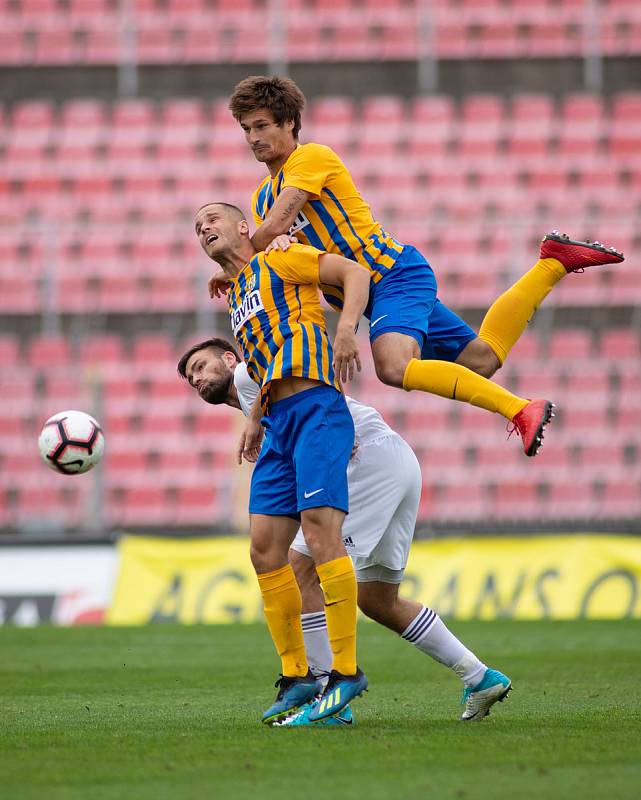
227, 244, 340, 411
251, 143, 404, 307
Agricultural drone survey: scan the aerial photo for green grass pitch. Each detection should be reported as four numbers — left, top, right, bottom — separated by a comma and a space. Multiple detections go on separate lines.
2, 620, 640, 800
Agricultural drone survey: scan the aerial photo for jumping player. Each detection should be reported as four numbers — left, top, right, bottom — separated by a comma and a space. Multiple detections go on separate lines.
193, 201, 371, 725
210, 75, 624, 458
178, 337, 513, 725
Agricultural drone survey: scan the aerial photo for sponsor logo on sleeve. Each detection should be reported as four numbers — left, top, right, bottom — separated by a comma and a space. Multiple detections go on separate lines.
288, 210, 310, 236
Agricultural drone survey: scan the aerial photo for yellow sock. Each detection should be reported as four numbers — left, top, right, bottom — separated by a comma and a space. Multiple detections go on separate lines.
403, 358, 528, 421
317, 556, 358, 676
256, 564, 308, 678
479, 258, 567, 365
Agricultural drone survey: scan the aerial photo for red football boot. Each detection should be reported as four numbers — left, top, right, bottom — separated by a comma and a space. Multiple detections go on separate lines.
508, 399, 555, 457
540, 231, 624, 273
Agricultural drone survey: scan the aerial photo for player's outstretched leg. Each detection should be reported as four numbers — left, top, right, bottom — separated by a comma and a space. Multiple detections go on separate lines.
460, 668, 512, 721
401, 606, 512, 721
540, 230, 624, 272
358, 582, 512, 722
477, 231, 625, 367
402, 358, 554, 457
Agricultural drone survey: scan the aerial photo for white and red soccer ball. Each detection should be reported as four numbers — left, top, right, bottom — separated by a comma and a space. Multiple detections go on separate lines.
38, 410, 105, 475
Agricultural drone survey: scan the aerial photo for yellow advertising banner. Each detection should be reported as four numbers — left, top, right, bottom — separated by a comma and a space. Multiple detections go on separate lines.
106, 534, 641, 625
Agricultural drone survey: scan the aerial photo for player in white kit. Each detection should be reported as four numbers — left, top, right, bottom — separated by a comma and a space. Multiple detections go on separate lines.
178, 336, 512, 724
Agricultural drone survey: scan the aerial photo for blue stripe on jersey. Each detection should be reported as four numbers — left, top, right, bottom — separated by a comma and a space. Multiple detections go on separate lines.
314, 324, 335, 385
276, 171, 284, 193
323, 188, 376, 270
299, 219, 327, 251
310, 199, 357, 261
264, 181, 275, 215
323, 295, 344, 311
266, 264, 293, 350
369, 229, 402, 261
281, 331, 293, 375
256, 183, 270, 220
321, 284, 344, 310
301, 321, 310, 376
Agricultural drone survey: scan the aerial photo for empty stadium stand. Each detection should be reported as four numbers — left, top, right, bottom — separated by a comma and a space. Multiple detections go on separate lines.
0, 1, 639, 534
0, 0, 640, 65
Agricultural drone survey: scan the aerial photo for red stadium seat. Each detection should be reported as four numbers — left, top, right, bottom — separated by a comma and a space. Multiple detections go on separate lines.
598, 481, 641, 518
492, 482, 541, 520
311, 97, 355, 125
132, 335, 175, 363
599, 329, 640, 359
432, 483, 490, 521
113, 487, 173, 526
27, 337, 72, 369
0, 335, 19, 367
79, 335, 124, 367
543, 482, 596, 520
547, 329, 594, 360
15, 485, 84, 528
83, 30, 122, 64
175, 486, 219, 525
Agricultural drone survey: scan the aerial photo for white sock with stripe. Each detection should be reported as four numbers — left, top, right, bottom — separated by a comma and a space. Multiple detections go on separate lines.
401, 606, 487, 687
301, 611, 332, 686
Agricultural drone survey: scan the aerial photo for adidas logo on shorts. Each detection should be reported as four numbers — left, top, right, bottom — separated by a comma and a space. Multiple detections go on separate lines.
342, 536, 355, 548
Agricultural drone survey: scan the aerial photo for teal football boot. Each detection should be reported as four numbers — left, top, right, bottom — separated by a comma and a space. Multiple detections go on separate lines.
277, 703, 354, 727
262, 671, 322, 726
308, 668, 368, 722
460, 668, 512, 721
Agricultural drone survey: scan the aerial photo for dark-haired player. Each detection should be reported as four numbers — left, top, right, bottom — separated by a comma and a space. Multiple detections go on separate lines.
179, 337, 513, 724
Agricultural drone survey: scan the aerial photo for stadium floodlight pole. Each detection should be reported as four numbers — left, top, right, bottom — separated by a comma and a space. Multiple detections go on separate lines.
584, 0, 604, 93
267, 0, 288, 76
118, 0, 139, 97
86, 371, 106, 537
417, 0, 438, 94
41, 221, 60, 336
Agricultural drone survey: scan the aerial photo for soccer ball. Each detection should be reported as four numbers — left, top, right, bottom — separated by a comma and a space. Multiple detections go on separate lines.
38, 410, 105, 475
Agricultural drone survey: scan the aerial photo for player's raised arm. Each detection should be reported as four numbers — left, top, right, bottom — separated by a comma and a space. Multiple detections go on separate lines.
250, 187, 310, 253
318, 254, 370, 384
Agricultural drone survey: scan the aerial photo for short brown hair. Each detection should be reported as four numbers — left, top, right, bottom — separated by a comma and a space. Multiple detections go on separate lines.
195, 202, 245, 221
177, 337, 241, 379
229, 75, 305, 139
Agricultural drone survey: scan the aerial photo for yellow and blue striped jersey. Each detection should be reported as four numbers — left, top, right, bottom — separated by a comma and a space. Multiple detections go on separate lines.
251, 143, 405, 311
227, 243, 340, 412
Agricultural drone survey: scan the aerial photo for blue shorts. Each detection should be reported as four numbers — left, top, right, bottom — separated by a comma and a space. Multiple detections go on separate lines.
367, 244, 476, 362
249, 385, 354, 520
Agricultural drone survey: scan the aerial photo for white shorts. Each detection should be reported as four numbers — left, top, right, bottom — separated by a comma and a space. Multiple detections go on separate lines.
290, 434, 422, 583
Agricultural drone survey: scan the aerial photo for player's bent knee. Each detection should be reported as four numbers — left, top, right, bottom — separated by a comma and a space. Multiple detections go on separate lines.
358, 597, 394, 627
250, 539, 284, 573
373, 357, 407, 388
456, 338, 501, 378
357, 590, 389, 624
289, 549, 318, 589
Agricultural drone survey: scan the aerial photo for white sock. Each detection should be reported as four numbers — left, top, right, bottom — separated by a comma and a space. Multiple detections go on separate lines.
301, 612, 332, 685
401, 606, 487, 687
